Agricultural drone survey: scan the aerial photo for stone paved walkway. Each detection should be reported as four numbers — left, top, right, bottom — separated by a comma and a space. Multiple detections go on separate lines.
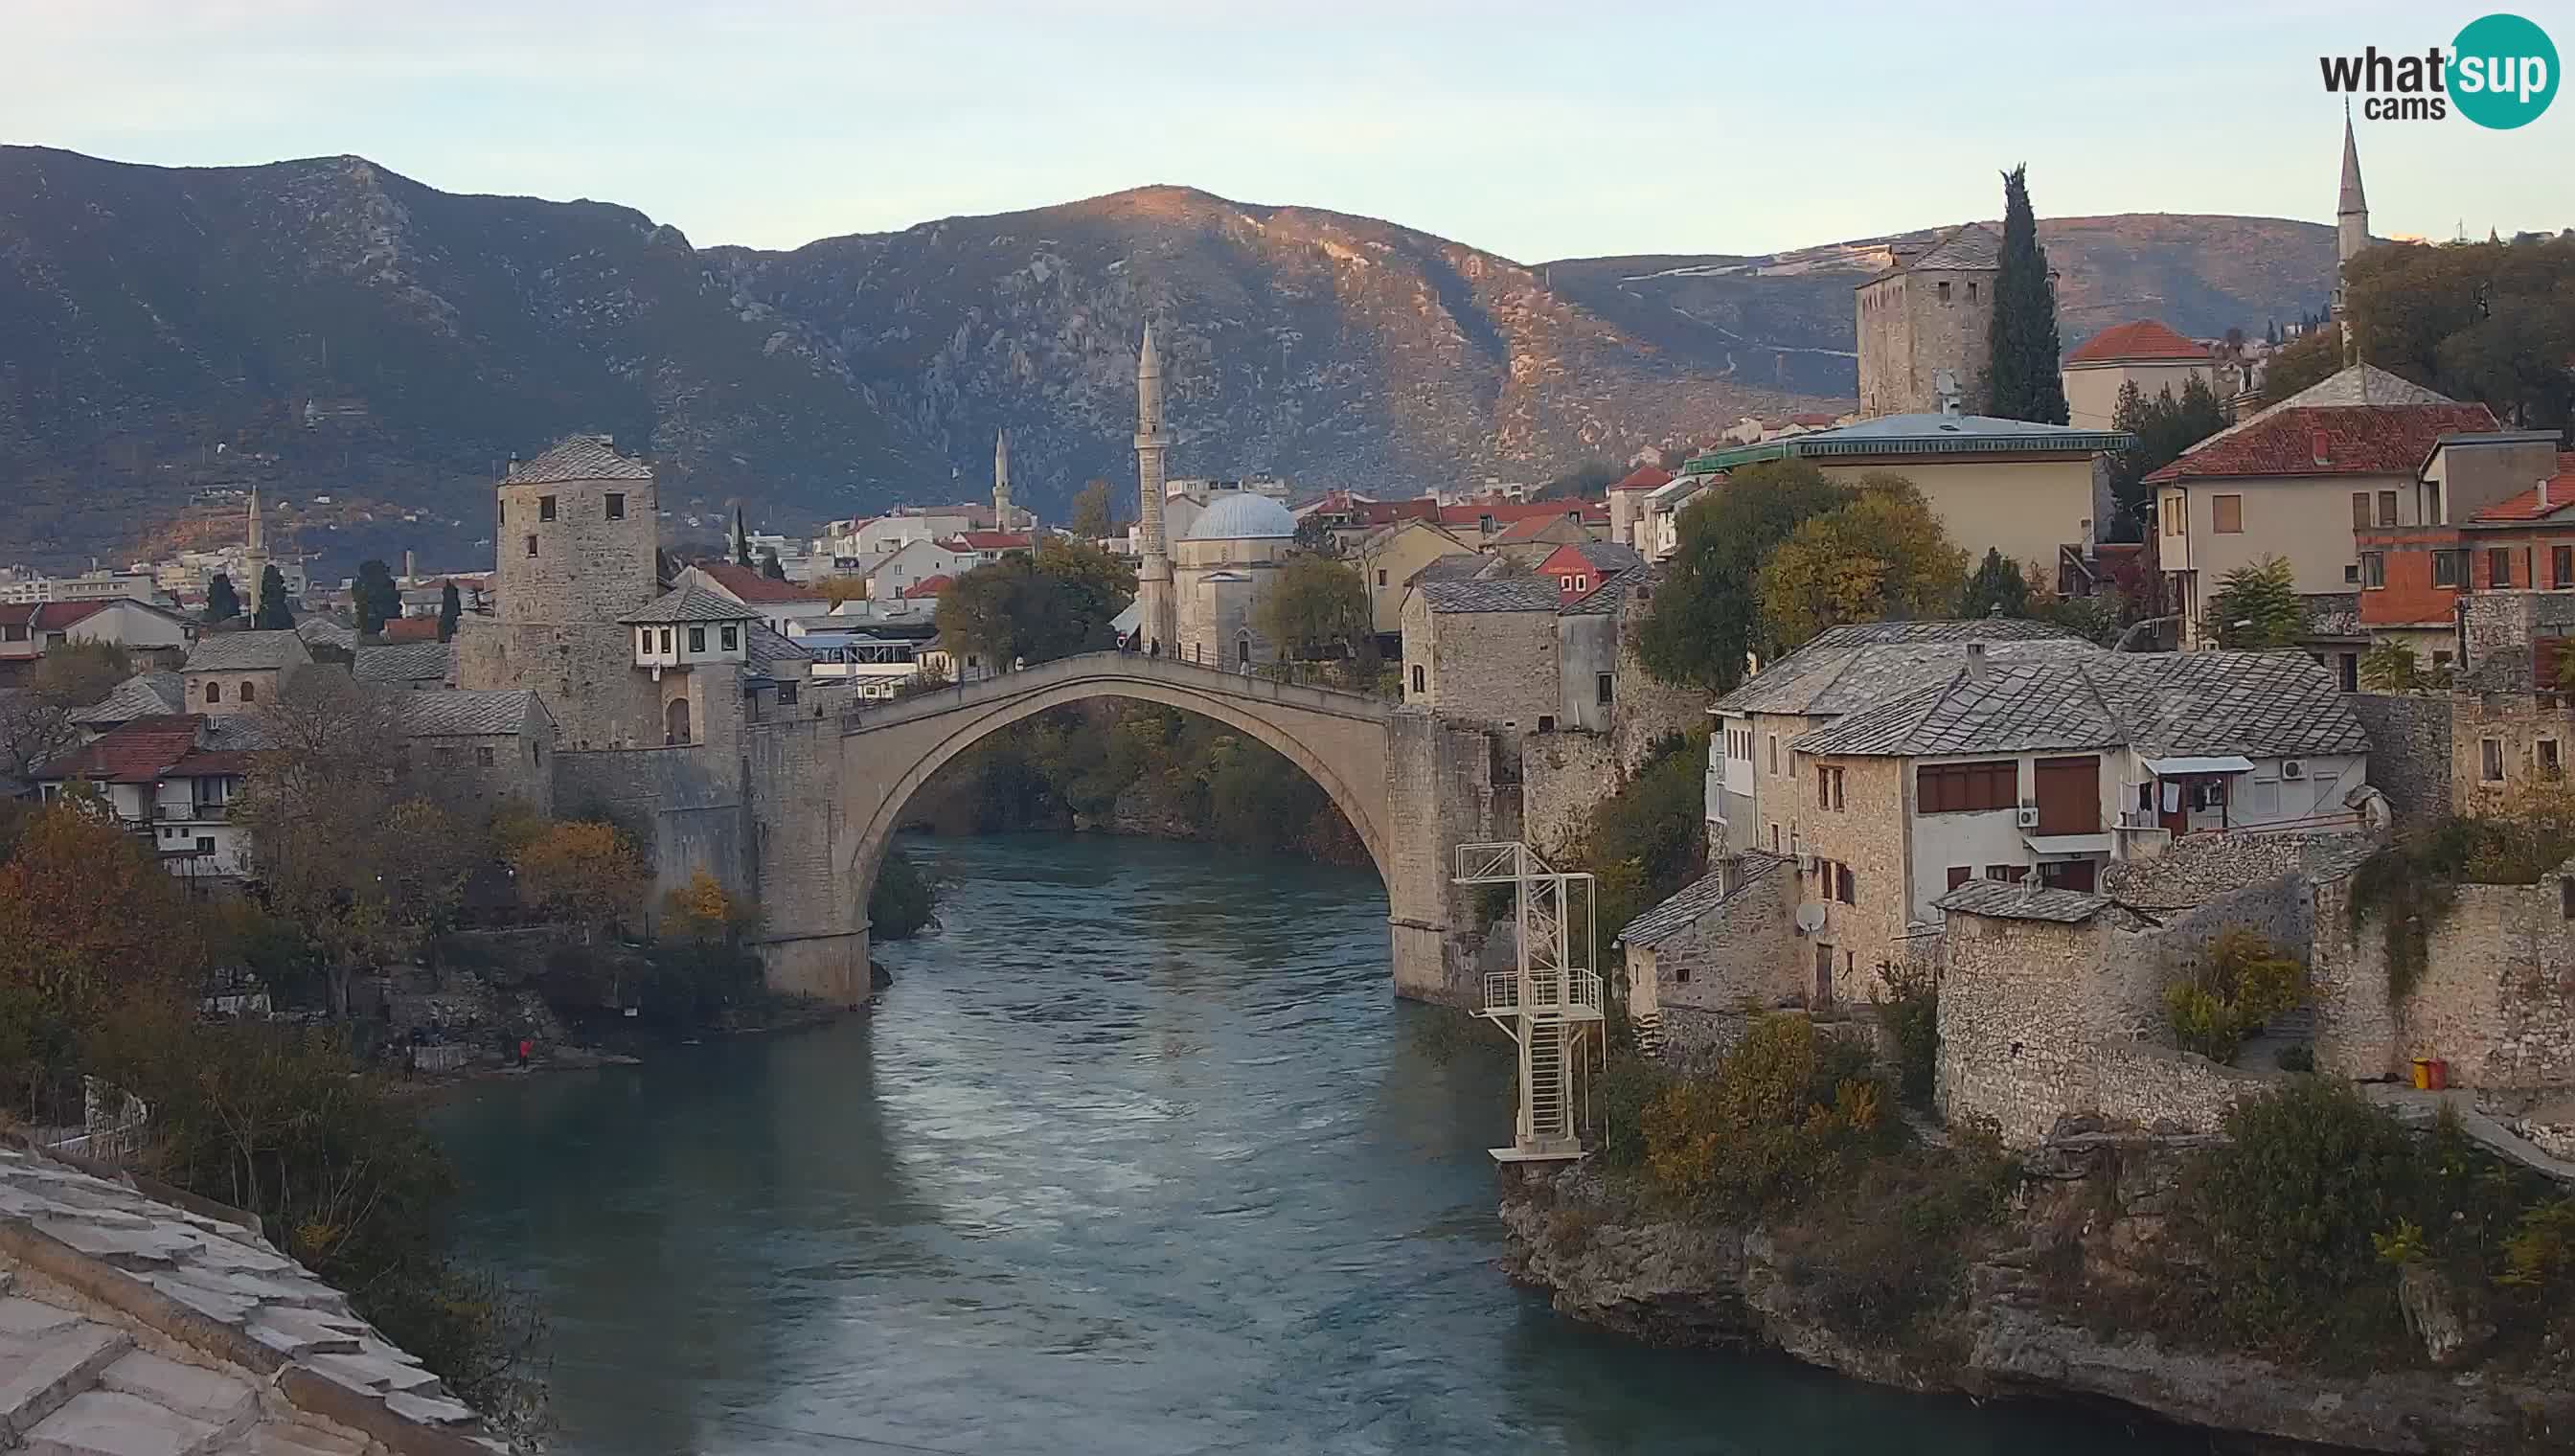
2364, 1085, 2575, 1185
0, 1143, 506, 1455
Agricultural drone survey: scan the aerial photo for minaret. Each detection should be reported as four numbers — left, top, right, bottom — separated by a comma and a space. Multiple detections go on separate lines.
2334, 105, 2370, 361
241, 485, 269, 621
1134, 325, 1177, 651
992, 427, 1017, 531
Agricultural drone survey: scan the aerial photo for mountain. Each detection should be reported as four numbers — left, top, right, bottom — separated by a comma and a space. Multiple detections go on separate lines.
0, 147, 2341, 574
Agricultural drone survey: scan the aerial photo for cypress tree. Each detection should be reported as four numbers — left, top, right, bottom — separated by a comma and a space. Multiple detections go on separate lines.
353, 558, 399, 635
437, 580, 462, 642
734, 507, 753, 568
1984, 165, 2069, 423
204, 572, 239, 624
254, 565, 293, 629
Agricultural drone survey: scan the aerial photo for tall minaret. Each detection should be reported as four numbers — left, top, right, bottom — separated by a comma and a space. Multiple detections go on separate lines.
241, 485, 269, 621
2334, 106, 2370, 360
1134, 325, 1177, 650
992, 427, 1018, 531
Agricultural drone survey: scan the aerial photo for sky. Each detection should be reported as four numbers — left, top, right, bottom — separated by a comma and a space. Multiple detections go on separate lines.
4, 1, 2568, 262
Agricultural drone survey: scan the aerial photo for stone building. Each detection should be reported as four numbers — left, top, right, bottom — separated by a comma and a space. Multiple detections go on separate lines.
401, 687, 556, 810
1401, 579, 1564, 726
179, 630, 311, 716
1617, 853, 1799, 1054
455, 435, 667, 749
1854, 224, 1999, 419
353, 639, 456, 691
2312, 859, 2575, 1091
1174, 491, 1297, 670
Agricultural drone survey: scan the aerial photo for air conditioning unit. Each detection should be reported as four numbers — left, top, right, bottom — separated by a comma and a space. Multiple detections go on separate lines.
2281, 759, 2306, 780
2015, 806, 2041, 829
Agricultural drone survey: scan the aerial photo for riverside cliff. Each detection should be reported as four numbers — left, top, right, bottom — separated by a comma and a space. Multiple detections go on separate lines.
1499, 1136, 2575, 1454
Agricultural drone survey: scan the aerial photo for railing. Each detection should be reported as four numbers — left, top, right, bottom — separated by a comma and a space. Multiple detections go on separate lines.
42, 1078, 149, 1168
1482, 968, 1605, 1018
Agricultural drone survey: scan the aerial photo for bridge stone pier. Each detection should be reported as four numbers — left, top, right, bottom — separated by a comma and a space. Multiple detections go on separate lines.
741, 652, 1515, 1008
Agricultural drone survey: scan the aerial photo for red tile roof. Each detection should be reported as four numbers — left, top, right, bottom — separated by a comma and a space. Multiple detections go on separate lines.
1355, 499, 1440, 527
380, 617, 441, 643
1493, 512, 1600, 543
34, 715, 207, 784
2469, 453, 2575, 523
900, 575, 954, 600
0, 601, 110, 631
2067, 320, 2214, 365
693, 560, 824, 603
1608, 465, 1674, 492
1438, 499, 1608, 530
946, 532, 1034, 553
2144, 403, 2500, 484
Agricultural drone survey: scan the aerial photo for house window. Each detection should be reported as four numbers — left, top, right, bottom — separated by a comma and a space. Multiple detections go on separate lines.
1947, 866, 1971, 890
1937, 281, 1951, 303
1835, 864, 1856, 905
538, 495, 557, 522
1410, 665, 1425, 694
1816, 765, 1845, 810
2433, 649, 2454, 671
2345, 563, 2360, 583
660, 628, 673, 653
205, 681, 220, 704
1377, 569, 1388, 587
2350, 492, 2371, 530
2555, 546, 2572, 589
239, 680, 255, 703
1596, 672, 1614, 706
476, 745, 496, 767
2362, 553, 2385, 588
1966, 282, 1977, 302
2435, 551, 2462, 587
779, 682, 799, 707
525, 535, 538, 557
2377, 490, 2397, 527
2542, 739, 2563, 780
2491, 547, 2513, 588
1537, 716, 1556, 732
606, 492, 626, 521
195, 837, 214, 854
1766, 735, 1779, 775
721, 625, 739, 650
2163, 498, 2180, 536
1917, 760, 2017, 813
2212, 495, 2244, 534
689, 626, 706, 652
2482, 737, 2505, 783
1984, 864, 2027, 883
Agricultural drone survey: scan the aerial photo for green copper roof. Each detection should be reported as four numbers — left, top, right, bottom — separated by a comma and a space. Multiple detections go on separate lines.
1684, 412, 2133, 474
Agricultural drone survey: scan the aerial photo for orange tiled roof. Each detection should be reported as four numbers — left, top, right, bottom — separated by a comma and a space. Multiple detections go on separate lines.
694, 560, 825, 603
2469, 453, 2575, 523
2145, 403, 2499, 484
2067, 320, 2214, 365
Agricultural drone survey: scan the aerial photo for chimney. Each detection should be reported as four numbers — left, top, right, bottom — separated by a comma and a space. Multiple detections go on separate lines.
2542, 476, 2553, 510
2312, 430, 2332, 466
1966, 641, 1989, 682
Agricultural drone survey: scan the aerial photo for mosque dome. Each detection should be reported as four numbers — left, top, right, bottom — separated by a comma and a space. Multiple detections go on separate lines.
1182, 492, 1297, 541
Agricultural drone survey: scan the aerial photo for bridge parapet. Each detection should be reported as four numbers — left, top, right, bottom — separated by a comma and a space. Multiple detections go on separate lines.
839, 650, 1393, 737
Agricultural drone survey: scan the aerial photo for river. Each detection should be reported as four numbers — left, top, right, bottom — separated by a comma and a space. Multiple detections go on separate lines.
434, 833, 2200, 1456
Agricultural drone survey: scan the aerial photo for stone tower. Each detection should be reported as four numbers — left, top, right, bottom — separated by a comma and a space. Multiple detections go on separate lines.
992, 427, 1021, 532
1133, 325, 1178, 651
240, 485, 269, 619
2334, 108, 2371, 359
455, 434, 667, 748
1853, 225, 1999, 418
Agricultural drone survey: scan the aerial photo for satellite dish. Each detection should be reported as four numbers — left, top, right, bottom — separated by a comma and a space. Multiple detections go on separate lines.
1794, 903, 1829, 935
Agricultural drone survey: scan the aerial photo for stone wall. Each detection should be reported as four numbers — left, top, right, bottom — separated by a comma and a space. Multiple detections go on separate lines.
1609, 591, 1707, 774
552, 743, 749, 911
744, 715, 869, 1005
1796, 753, 1912, 1004
457, 618, 666, 749
2092, 1041, 2270, 1134
1386, 711, 1517, 1004
2344, 692, 2452, 818
2313, 869, 2575, 1088
2450, 690, 2575, 815
1409, 598, 1559, 728
1641, 860, 1801, 1020
1521, 730, 1621, 856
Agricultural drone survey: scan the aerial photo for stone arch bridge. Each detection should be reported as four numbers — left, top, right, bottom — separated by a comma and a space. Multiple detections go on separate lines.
737, 653, 1509, 1007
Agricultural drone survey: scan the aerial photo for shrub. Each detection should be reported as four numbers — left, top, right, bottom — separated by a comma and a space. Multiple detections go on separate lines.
868, 848, 938, 941
2351, 791, 2575, 1000
1639, 1015, 1893, 1217
1872, 959, 1940, 1107
2163, 929, 2303, 1061
1590, 1054, 1677, 1170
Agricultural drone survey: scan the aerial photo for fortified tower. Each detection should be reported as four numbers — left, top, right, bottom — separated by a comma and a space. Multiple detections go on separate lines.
1133, 325, 1179, 651
1853, 224, 1999, 418
2334, 108, 2371, 360
455, 434, 668, 748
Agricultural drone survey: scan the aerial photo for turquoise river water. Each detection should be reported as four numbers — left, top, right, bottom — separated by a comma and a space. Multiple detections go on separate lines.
433, 833, 2205, 1455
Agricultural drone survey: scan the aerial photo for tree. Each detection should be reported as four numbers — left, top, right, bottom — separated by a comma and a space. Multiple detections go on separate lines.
28, 640, 131, 710
510, 820, 646, 940
761, 548, 787, 581
1291, 512, 1338, 557
2340, 234, 2575, 427
254, 565, 294, 629
1068, 479, 1120, 540
436, 581, 462, 643
0, 691, 77, 788
734, 507, 753, 567
1256, 554, 1371, 661
1961, 547, 2030, 620
2359, 640, 2429, 693
2107, 376, 2231, 533
1984, 165, 2069, 423
237, 671, 409, 1014
815, 575, 871, 608
204, 572, 240, 624
1636, 460, 1854, 690
2207, 556, 2304, 648
2259, 330, 2342, 407
353, 559, 399, 636
1755, 475, 1969, 650
936, 537, 1135, 666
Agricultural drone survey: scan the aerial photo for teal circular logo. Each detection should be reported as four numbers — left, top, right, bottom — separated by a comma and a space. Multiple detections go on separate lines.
2453, 12, 2558, 128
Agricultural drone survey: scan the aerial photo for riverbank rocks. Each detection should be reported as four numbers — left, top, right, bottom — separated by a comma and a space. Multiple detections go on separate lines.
1500, 1150, 2575, 1453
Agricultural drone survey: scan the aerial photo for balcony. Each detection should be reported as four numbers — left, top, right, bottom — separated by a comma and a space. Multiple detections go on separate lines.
1482, 968, 1606, 1021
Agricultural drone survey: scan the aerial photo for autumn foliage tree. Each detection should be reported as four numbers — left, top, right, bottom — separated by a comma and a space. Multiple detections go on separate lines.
1637, 460, 1853, 690
1755, 475, 1969, 649
1255, 553, 1371, 662
510, 820, 646, 940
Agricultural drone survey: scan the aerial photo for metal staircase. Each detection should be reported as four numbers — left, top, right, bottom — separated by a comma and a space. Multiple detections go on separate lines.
1455, 841, 1606, 1161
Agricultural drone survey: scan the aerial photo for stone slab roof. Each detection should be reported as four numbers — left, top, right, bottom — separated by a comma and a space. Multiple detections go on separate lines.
1561, 563, 1664, 616
621, 584, 761, 626
1791, 648, 2369, 761
294, 618, 358, 653
352, 641, 455, 686
1932, 878, 2111, 922
69, 672, 185, 728
1619, 853, 1784, 947
399, 689, 544, 739
1405, 553, 1491, 586
1871, 222, 1999, 279
183, 632, 311, 674
1713, 619, 2091, 718
505, 433, 651, 486
743, 622, 811, 676
1419, 579, 1564, 614
0, 1142, 500, 1453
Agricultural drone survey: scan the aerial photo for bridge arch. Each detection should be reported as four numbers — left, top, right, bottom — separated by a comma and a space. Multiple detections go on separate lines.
837, 654, 1394, 911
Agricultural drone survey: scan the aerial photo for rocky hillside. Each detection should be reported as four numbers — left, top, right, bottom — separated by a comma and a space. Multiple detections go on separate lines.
0, 146, 2339, 573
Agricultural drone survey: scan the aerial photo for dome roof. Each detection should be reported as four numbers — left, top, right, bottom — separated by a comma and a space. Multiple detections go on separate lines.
1183, 492, 1297, 541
